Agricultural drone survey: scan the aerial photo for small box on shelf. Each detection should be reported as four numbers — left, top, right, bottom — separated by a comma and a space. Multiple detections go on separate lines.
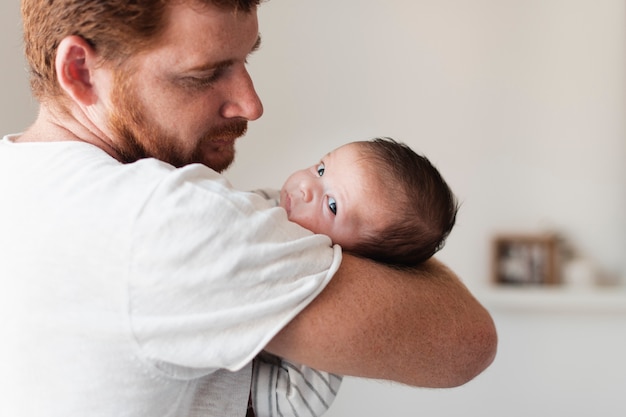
491, 233, 560, 286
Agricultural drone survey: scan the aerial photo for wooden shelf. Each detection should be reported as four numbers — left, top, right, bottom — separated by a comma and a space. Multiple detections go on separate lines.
477, 285, 626, 314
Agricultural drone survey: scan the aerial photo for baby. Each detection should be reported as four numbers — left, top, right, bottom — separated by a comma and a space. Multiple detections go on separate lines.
251, 137, 459, 417
261, 136, 458, 266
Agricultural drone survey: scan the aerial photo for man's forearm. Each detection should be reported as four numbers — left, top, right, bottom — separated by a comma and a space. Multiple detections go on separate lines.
265, 256, 497, 388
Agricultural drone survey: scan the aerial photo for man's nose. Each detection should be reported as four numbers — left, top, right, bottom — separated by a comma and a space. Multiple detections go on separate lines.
220, 68, 264, 121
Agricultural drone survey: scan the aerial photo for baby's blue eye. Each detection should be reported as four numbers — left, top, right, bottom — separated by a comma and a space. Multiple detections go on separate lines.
328, 197, 337, 215
317, 163, 325, 176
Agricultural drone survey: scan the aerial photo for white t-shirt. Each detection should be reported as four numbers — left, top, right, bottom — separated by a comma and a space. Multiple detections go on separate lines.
0, 135, 341, 417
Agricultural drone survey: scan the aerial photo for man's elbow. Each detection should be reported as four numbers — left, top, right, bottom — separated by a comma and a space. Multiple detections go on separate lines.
392, 311, 497, 389
442, 314, 498, 388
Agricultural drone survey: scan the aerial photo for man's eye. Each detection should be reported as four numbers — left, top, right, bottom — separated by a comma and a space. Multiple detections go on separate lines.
185, 75, 218, 88
316, 163, 325, 176
328, 197, 337, 215
179, 69, 223, 89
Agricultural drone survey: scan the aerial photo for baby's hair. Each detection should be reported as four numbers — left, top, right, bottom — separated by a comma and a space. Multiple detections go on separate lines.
348, 137, 459, 267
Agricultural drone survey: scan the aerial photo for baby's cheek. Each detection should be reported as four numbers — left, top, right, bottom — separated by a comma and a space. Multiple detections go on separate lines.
296, 214, 325, 235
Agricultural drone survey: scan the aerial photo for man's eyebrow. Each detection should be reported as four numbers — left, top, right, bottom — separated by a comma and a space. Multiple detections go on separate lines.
181, 35, 262, 74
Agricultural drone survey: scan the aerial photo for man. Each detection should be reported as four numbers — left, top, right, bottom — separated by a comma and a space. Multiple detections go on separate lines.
0, 1, 497, 416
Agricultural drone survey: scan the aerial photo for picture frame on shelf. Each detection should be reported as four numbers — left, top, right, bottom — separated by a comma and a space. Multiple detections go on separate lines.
492, 234, 560, 286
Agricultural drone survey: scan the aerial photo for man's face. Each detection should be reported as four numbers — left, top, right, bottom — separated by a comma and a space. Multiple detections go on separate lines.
107, 2, 263, 170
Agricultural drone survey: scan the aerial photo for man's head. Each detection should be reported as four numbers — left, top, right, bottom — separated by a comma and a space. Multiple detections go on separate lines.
21, 0, 263, 170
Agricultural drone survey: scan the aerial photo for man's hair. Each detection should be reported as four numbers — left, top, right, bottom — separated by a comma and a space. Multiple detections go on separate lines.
21, 0, 262, 102
349, 137, 459, 267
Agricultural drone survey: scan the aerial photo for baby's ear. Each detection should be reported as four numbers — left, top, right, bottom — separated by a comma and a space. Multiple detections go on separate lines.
55, 36, 99, 106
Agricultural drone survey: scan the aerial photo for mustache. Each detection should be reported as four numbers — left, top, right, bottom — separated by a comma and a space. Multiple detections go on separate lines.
206, 120, 248, 142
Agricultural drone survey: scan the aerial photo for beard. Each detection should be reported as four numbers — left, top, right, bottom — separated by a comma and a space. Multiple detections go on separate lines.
107, 68, 247, 172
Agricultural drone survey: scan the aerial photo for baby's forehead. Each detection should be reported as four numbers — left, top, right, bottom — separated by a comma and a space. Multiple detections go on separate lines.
329, 142, 374, 164
327, 143, 386, 184
333, 141, 366, 153
340, 148, 397, 209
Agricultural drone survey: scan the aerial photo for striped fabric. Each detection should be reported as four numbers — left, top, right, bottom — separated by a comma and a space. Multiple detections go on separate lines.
251, 352, 343, 417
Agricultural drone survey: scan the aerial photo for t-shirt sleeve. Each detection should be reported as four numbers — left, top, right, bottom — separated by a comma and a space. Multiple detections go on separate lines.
127, 164, 341, 378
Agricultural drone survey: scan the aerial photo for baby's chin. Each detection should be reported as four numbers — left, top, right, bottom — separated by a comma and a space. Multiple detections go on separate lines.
278, 189, 290, 215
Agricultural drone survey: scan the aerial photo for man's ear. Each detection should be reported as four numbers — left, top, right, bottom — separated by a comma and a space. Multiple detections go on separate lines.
55, 36, 100, 106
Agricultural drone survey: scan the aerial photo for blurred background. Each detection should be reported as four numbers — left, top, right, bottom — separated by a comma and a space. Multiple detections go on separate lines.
2, 1, 625, 416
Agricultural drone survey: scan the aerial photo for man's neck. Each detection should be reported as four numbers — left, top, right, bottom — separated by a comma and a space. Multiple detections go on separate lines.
17, 104, 123, 162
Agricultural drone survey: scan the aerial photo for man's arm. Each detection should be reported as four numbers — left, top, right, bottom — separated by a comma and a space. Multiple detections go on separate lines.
265, 255, 497, 388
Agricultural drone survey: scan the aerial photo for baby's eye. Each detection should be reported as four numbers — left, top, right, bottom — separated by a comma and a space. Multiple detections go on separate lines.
328, 197, 337, 215
316, 163, 325, 177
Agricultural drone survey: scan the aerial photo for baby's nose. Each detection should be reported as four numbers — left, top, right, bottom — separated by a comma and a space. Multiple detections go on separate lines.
299, 179, 315, 203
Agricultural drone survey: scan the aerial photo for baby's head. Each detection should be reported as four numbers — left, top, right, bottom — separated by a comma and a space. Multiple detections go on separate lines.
280, 137, 458, 266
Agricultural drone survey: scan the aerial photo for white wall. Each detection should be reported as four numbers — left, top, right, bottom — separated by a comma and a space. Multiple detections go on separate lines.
2, 1, 625, 416
0, 1, 38, 132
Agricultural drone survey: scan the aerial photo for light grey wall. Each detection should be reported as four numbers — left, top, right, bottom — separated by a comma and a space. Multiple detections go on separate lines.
0, 1, 38, 133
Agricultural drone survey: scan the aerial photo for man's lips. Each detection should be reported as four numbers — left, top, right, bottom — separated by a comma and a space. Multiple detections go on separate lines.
205, 121, 248, 147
